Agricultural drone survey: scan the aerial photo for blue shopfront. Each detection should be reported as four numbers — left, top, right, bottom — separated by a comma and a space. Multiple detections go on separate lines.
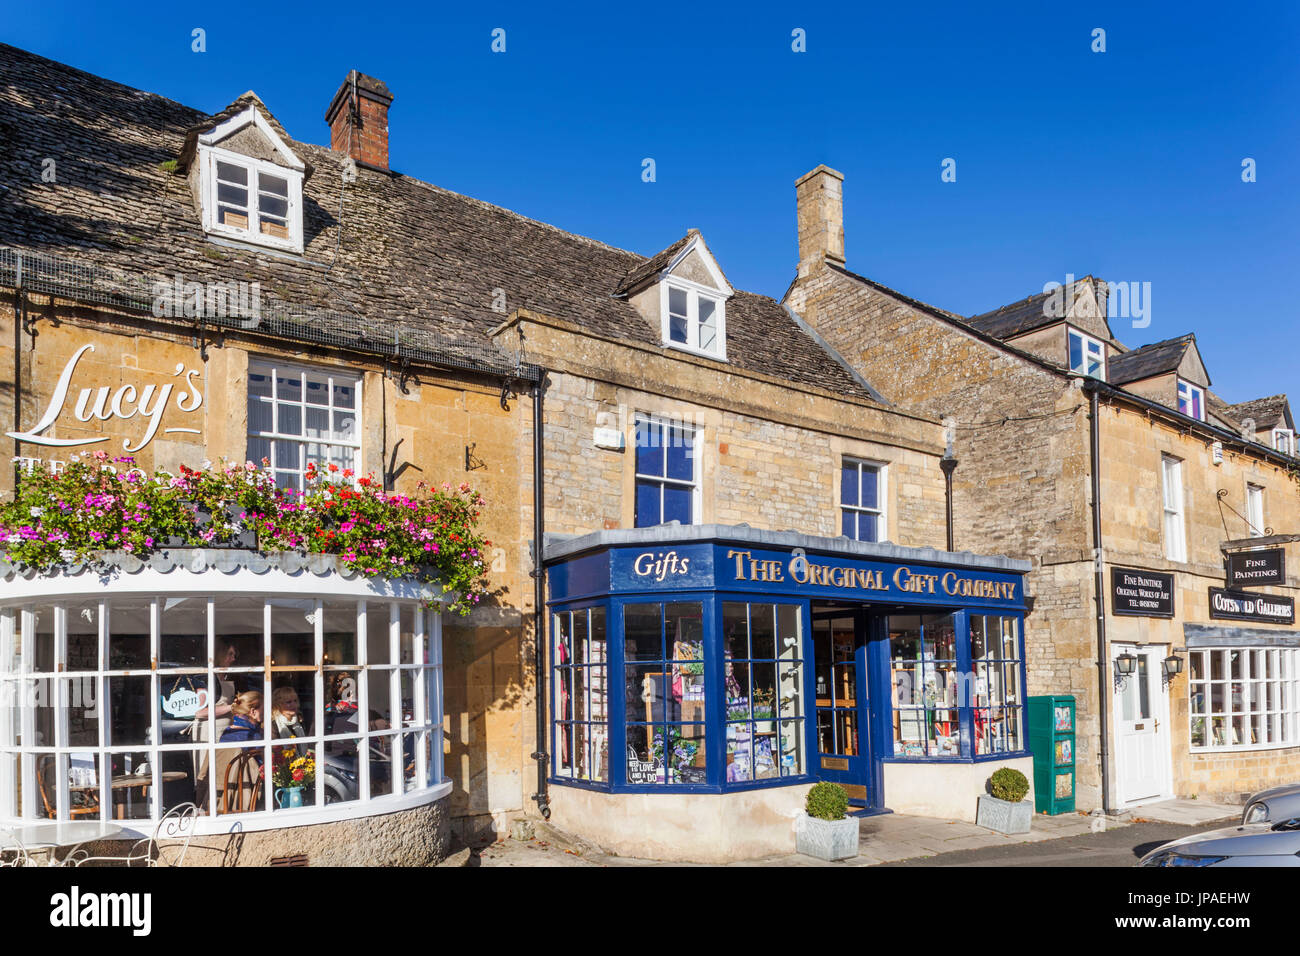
543, 526, 1032, 857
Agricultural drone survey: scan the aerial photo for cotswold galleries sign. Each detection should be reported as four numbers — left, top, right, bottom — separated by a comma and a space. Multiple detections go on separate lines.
605, 543, 1024, 609
6, 344, 203, 452
1208, 587, 1295, 625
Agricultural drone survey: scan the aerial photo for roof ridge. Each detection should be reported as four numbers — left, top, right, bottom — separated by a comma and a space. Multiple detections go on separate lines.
969, 275, 1097, 321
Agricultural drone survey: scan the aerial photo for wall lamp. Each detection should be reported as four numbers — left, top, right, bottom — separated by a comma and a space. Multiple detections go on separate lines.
1162, 655, 1184, 679
1115, 652, 1138, 676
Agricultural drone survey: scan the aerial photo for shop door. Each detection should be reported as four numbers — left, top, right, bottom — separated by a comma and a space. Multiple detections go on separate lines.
1114, 646, 1170, 805
812, 612, 872, 804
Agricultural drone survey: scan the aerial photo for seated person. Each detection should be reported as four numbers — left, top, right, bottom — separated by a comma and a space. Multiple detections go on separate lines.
271, 686, 310, 754
219, 690, 263, 744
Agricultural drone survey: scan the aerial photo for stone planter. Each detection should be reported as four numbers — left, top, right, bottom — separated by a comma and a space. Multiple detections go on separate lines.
976, 795, 1032, 834
796, 812, 860, 861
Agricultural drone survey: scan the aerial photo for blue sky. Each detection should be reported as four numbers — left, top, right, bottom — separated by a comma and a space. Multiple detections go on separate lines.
5, 1, 1298, 405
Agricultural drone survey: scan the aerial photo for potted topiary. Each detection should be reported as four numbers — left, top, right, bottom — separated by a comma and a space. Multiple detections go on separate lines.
976, 766, 1032, 834
796, 781, 859, 861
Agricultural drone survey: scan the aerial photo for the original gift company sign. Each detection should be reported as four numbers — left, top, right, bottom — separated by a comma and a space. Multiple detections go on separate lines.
1208, 587, 1295, 625
7, 344, 203, 452
609, 543, 1023, 608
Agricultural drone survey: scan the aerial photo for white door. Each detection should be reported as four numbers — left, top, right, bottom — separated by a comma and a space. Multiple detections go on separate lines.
1113, 646, 1171, 805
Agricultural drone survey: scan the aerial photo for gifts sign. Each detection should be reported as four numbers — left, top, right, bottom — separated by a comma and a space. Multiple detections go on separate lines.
7, 343, 203, 452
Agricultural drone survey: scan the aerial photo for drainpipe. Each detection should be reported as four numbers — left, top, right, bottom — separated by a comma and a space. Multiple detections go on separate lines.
529, 373, 551, 819
940, 455, 958, 552
1084, 378, 1114, 813
11, 253, 23, 497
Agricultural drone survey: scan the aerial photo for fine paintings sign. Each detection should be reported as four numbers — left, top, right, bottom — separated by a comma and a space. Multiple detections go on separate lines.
1227, 549, 1287, 588
1208, 587, 1295, 625
1111, 568, 1175, 618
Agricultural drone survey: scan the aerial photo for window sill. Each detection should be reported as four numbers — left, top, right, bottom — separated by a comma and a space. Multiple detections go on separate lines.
882, 751, 1032, 764
661, 341, 728, 363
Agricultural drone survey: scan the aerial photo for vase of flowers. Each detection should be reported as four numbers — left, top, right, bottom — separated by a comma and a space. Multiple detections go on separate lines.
271, 748, 316, 808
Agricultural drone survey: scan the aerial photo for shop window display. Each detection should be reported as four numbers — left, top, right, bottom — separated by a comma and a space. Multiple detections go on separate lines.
723, 603, 804, 782
890, 614, 959, 757
624, 602, 706, 785
552, 606, 608, 782
970, 615, 1023, 755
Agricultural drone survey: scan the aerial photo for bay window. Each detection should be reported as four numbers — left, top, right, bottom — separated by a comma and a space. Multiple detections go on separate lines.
0, 576, 446, 832
1189, 647, 1299, 751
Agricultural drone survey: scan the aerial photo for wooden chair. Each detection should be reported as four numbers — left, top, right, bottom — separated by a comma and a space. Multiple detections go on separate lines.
220, 751, 263, 814
66, 802, 200, 868
36, 755, 100, 819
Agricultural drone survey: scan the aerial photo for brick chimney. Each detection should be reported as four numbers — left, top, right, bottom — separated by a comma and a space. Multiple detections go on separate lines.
325, 71, 395, 172
796, 165, 845, 277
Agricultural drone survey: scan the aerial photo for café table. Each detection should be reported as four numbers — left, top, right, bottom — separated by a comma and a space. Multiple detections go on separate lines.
69, 771, 188, 820
1, 821, 132, 866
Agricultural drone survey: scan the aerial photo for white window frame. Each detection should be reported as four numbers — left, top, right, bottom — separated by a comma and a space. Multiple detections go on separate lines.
1066, 327, 1106, 379
1162, 455, 1187, 563
658, 278, 728, 361
1247, 483, 1265, 537
1273, 428, 1294, 456
1188, 647, 1299, 753
0, 585, 448, 836
1176, 379, 1205, 422
248, 360, 363, 491
632, 414, 701, 527
840, 457, 887, 543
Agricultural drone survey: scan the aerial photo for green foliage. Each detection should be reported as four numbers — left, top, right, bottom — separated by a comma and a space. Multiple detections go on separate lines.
157, 159, 179, 174
0, 454, 493, 615
989, 767, 1030, 803
805, 781, 849, 821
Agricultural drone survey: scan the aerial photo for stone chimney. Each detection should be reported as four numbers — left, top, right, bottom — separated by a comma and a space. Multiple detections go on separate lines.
325, 71, 395, 172
796, 165, 845, 277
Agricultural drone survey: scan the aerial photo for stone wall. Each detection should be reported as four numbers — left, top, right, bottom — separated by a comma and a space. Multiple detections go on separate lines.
786, 265, 1107, 801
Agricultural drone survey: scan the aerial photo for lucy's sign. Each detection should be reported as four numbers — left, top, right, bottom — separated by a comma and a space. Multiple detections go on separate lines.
6, 344, 203, 452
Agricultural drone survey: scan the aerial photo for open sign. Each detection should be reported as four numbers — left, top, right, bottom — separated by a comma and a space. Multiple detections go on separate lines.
161, 686, 208, 718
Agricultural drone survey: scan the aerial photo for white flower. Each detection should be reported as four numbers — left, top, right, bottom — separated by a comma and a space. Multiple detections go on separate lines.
5, 534, 20, 544
28, 507, 43, 518
59, 549, 75, 562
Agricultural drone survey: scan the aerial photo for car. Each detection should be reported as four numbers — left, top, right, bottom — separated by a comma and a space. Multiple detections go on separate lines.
1139, 817, 1300, 867
1241, 782, 1300, 825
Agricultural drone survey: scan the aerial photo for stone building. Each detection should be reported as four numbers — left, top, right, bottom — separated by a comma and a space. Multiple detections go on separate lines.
787, 164, 1300, 812
0, 44, 1049, 863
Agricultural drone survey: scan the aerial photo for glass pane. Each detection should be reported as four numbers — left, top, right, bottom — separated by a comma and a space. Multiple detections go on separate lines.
259, 171, 289, 196
841, 462, 858, 506
259, 196, 288, 219
727, 724, 752, 782
634, 418, 662, 477
860, 467, 878, 509
668, 286, 688, 317
624, 605, 662, 661
661, 725, 706, 784
634, 480, 660, 528
322, 601, 358, 666
369, 735, 396, 798
333, 380, 356, 409
276, 372, 302, 402
841, 510, 856, 538
367, 669, 394, 728
665, 426, 693, 481
214, 746, 265, 815
107, 600, 150, 671
270, 600, 314, 667
278, 403, 302, 437
249, 371, 272, 398
248, 397, 273, 433
669, 314, 688, 344
306, 407, 329, 440
1069, 333, 1083, 372
334, 411, 356, 441
662, 484, 691, 525
217, 182, 248, 207
270, 744, 317, 811
107, 676, 152, 746
216, 161, 249, 185
247, 436, 271, 468
626, 725, 661, 785
857, 513, 878, 543
779, 719, 804, 776
751, 605, 776, 659
66, 601, 101, 673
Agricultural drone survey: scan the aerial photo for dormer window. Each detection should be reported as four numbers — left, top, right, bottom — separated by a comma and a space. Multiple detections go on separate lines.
661, 280, 726, 359
194, 105, 306, 253
211, 157, 292, 241
1177, 379, 1204, 421
1274, 428, 1294, 455
1067, 328, 1105, 379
